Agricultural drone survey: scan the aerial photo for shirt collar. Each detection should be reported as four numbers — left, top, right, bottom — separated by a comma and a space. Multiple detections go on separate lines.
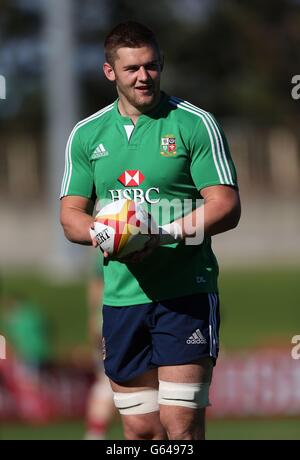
113, 91, 169, 125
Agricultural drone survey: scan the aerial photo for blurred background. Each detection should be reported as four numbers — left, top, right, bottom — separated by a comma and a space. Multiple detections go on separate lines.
0, 0, 300, 440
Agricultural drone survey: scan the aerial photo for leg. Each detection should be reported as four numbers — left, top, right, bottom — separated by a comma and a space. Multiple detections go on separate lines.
110, 368, 167, 440
158, 357, 213, 440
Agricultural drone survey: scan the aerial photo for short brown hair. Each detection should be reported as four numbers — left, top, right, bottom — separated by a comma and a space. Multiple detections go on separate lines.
104, 21, 160, 65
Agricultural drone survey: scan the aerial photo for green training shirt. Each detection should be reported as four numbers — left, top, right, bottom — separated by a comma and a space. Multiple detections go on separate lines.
60, 92, 238, 306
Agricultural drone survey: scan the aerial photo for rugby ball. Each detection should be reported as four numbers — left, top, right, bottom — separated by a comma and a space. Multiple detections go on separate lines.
91, 199, 154, 258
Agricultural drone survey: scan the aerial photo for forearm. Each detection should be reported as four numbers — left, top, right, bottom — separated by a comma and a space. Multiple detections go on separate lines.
161, 190, 241, 244
180, 199, 240, 239
60, 207, 94, 245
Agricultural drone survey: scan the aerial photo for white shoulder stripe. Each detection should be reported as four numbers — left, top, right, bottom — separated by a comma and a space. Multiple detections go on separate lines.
60, 104, 114, 197
170, 97, 234, 185
61, 103, 114, 197
170, 98, 225, 183
172, 97, 234, 185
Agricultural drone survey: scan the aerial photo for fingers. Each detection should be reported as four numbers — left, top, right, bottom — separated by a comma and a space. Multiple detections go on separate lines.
117, 236, 160, 263
90, 226, 105, 251
89, 229, 159, 263
89, 227, 97, 247
130, 249, 151, 263
117, 252, 139, 263
145, 234, 160, 249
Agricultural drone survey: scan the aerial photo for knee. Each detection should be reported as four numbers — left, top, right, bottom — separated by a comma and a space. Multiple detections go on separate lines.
113, 390, 165, 440
160, 408, 205, 440
158, 380, 210, 440
123, 415, 164, 440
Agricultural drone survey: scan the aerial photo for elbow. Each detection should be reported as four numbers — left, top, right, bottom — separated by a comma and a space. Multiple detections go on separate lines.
228, 201, 241, 230
62, 227, 74, 243
230, 214, 240, 230
60, 215, 74, 243
218, 196, 241, 232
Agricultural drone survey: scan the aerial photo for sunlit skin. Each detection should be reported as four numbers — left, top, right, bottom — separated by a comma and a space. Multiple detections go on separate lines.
103, 45, 163, 123
99, 45, 163, 261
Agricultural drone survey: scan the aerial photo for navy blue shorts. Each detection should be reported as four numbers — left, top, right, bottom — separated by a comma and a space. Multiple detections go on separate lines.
102, 292, 220, 383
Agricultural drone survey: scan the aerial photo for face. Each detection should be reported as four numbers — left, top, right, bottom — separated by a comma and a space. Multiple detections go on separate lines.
103, 45, 162, 113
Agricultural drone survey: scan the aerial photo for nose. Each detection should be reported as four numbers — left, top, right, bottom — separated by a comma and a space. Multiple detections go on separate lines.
137, 66, 149, 81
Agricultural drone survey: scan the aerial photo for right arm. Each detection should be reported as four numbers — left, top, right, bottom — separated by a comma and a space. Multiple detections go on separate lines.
60, 123, 96, 245
60, 195, 95, 245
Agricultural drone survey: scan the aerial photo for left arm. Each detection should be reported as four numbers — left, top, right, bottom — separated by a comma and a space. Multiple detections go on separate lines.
114, 185, 240, 263
139, 185, 241, 256
178, 184, 241, 239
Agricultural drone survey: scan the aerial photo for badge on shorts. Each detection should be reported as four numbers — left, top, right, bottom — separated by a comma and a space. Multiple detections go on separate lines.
160, 134, 177, 157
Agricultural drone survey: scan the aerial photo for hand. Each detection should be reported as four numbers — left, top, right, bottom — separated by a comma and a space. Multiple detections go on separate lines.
159, 222, 183, 244
89, 226, 160, 263
89, 225, 110, 258
119, 234, 160, 264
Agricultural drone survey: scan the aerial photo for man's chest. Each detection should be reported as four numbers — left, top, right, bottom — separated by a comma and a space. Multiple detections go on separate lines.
88, 121, 196, 203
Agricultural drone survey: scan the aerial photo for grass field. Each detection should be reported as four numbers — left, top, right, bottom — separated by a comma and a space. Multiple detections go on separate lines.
1, 266, 300, 440
1, 418, 300, 440
1, 266, 299, 353
219, 267, 300, 349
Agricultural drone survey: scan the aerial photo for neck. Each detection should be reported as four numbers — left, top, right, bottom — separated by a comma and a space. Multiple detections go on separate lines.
118, 92, 161, 124
118, 99, 141, 124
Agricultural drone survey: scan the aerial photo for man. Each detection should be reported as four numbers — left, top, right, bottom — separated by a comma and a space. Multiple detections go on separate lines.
60, 21, 241, 440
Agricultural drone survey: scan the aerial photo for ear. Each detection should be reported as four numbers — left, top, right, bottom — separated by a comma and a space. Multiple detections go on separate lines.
103, 62, 116, 81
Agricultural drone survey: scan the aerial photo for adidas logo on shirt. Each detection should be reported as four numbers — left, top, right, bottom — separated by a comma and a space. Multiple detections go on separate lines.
186, 329, 207, 345
91, 143, 108, 159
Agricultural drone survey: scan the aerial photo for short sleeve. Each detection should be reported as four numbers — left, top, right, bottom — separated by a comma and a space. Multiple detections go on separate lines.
60, 127, 94, 199
189, 113, 238, 191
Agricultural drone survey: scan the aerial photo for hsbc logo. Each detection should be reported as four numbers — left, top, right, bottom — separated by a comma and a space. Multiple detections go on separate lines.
109, 187, 159, 204
118, 170, 145, 187
109, 169, 160, 204
113, 169, 159, 203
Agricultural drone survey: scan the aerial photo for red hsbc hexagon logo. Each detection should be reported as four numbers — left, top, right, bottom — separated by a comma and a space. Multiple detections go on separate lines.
118, 170, 145, 187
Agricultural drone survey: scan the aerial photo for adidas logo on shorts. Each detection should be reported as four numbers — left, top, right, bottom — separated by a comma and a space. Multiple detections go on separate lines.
186, 329, 207, 345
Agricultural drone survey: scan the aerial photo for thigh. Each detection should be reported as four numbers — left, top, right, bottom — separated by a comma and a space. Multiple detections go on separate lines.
151, 293, 220, 367
109, 368, 159, 392
102, 303, 156, 383
109, 369, 166, 440
158, 358, 213, 383
158, 359, 213, 440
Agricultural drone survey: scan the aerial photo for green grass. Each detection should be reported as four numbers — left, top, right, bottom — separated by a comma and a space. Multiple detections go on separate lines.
1, 267, 299, 441
1, 266, 299, 355
1, 418, 299, 440
219, 267, 300, 349
207, 418, 300, 440
0, 274, 88, 356
0, 421, 123, 441
0, 421, 86, 441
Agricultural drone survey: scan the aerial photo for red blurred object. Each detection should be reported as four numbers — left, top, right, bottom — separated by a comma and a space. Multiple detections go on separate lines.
0, 350, 92, 423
